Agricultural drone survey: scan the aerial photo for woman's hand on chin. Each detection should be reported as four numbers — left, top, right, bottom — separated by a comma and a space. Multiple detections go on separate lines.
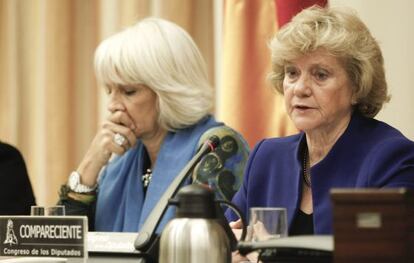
76, 113, 137, 186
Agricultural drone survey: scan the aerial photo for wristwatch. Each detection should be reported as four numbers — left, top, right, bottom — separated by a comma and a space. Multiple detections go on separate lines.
68, 171, 97, 193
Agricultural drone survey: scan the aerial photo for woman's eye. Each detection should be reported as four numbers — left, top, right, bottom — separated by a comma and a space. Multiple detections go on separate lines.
314, 70, 329, 81
105, 87, 112, 95
285, 68, 298, 79
124, 90, 136, 96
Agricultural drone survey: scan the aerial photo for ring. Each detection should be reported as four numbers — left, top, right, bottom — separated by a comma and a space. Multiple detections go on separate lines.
113, 133, 126, 147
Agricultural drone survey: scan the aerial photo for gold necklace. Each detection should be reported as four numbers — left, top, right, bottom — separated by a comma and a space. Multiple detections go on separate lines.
303, 147, 311, 187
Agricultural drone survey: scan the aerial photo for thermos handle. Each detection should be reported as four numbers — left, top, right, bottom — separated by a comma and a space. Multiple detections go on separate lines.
214, 200, 247, 251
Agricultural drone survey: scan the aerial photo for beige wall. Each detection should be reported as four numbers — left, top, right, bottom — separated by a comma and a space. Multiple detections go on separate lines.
330, 0, 414, 139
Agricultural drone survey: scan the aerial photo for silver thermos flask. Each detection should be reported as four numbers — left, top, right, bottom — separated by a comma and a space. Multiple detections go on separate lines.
159, 184, 231, 263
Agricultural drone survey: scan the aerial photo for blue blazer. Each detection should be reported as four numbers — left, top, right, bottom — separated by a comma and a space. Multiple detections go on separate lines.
227, 113, 414, 234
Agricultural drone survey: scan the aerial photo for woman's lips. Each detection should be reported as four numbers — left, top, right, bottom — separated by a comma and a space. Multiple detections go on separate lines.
293, 105, 313, 112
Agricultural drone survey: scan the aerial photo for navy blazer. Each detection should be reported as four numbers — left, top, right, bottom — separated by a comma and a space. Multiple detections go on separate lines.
227, 113, 414, 234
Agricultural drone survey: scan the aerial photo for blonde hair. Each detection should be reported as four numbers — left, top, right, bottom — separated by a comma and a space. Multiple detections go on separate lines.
94, 18, 213, 130
269, 6, 390, 117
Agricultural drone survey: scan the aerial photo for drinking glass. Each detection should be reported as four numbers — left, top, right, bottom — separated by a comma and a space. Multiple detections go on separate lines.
46, 205, 66, 216
249, 207, 288, 241
30, 205, 45, 216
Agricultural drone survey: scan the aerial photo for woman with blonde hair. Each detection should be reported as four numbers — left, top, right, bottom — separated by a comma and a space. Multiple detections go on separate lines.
59, 18, 249, 232
228, 5, 414, 239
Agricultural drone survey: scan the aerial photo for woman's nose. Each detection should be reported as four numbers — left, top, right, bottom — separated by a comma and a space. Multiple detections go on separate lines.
107, 95, 125, 113
293, 74, 312, 97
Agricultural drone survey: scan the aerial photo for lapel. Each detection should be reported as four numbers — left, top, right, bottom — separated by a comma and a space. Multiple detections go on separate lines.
138, 132, 187, 228
138, 116, 222, 229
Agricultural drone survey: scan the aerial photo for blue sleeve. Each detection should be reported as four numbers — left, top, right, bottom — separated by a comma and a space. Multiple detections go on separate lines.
366, 136, 414, 188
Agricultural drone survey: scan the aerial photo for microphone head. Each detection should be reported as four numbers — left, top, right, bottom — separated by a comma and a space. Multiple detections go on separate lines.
208, 135, 220, 149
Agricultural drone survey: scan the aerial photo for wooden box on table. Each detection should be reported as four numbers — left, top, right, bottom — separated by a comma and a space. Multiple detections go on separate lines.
331, 188, 414, 263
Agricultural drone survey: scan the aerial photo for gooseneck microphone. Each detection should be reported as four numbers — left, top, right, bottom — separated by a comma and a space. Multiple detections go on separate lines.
134, 136, 220, 258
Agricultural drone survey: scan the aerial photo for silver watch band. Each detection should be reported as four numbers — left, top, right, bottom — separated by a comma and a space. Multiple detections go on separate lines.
68, 171, 97, 193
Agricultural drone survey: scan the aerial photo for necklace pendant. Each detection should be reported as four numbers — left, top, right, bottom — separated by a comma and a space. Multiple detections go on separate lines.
142, 169, 152, 188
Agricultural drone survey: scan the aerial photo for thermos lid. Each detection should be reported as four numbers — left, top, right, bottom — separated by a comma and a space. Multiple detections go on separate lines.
172, 184, 216, 219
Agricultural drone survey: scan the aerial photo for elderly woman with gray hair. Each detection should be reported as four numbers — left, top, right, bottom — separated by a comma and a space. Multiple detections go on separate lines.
59, 18, 249, 232
227, 5, 414, 242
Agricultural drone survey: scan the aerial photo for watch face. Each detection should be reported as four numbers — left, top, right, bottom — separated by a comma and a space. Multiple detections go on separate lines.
68, 171, 96, 193
69, 172, 79, 189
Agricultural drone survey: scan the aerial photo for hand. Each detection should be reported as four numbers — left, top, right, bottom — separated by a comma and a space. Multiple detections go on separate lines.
75, 110, 137, 186
230, 219, 243, 229
232, 250, 251, 263
230, 219, 259, 263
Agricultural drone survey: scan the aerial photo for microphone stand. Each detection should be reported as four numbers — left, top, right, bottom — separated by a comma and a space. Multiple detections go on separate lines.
134, 136, 220, 262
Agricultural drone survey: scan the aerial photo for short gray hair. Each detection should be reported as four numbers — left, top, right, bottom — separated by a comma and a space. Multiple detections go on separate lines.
94, 18, 213, 130
269, 6, 390, 118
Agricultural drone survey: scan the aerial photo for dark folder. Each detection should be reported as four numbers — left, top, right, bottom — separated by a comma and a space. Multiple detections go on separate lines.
238, 235, 333, 263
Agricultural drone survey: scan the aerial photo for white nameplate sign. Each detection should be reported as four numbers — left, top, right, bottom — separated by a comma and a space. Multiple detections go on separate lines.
87, 232, 138, 253
0, 216, 87, 260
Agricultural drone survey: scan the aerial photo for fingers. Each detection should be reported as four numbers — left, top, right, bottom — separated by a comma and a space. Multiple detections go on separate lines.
77, 112, 137, 180
229, 219, 243, 229
232, 228, 243, 241
108, 110, 136, 131
107, 123, 137, 149
232, 251, 250, 263
104, 111, 137, 149
103, 126, 136, 155
97, 128, 125, 156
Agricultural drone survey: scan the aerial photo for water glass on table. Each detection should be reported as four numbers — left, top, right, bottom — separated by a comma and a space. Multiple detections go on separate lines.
30, 205, 66, 216
46, 205, 66, 216
30, 206, 45, 216
249, 207, 288, 242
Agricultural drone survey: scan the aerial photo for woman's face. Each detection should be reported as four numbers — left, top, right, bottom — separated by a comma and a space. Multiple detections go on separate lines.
106, 84, 162, 140
283, 49, 354, 133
